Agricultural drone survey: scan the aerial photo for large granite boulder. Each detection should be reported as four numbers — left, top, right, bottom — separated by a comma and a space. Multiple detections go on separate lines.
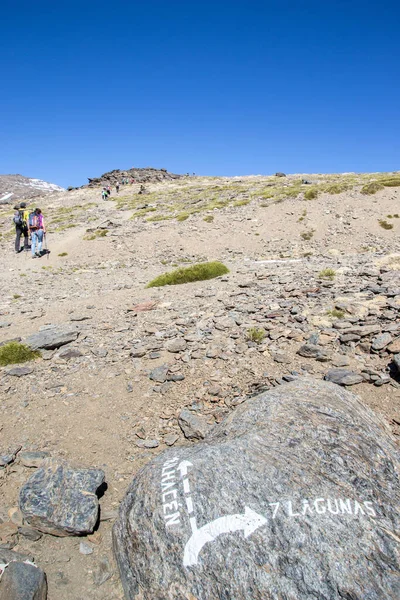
113, 379, 400, 600
19, 458, 105, 536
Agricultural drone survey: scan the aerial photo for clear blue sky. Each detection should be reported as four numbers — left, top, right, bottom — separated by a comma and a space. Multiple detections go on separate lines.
1, 0, 399, 187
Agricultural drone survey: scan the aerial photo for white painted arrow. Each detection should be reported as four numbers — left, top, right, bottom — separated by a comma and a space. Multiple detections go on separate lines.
177, 460, 193, 478
183, 506, 267, 567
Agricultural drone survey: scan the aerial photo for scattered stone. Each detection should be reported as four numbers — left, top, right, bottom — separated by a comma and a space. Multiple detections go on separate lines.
163, 433, 179, 446
387, 338, 400, 353
6, 366, 33, 377
371, 332, 392, 351
19, 458, 105, 536
143, 439, 159, 449
0, 445, 21, 468
26, 325, 79, 351
0, 561, 47, 600
130, 347, 146, 358
0, 549, 33, 564
393, 354, 400, 372
8, 507, 23, 527
178, 409, 210, 440
79, 541, 94, 555
113, 379, 400, 600
18, 526, 42, 541
325, 369, 364, 386
149, 365, 169, 383
165, 338, 187, 353
93, 557, 113, 586
58, 347, 83, 360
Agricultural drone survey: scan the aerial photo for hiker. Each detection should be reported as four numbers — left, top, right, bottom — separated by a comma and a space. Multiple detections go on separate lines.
102, 188, 108, 200
28, 207, 46, 258
116, 181, 120, 193
13, 202, 29, 253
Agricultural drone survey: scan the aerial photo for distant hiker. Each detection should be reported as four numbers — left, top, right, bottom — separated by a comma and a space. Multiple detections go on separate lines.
13, 202, 29, 253
28, 208, 46, 258
138, 184, 146, 194
116, 181, 120, 193
102, 188, 108, 200
107, 186, 111, 196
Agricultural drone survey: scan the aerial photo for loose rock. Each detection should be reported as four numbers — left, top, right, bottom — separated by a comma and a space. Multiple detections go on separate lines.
19, 458, 105, 536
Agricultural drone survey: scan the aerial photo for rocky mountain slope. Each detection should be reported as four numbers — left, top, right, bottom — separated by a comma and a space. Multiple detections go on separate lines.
0, 174, 64, 203
85, 166, 182, 188
0, 170, 399, 599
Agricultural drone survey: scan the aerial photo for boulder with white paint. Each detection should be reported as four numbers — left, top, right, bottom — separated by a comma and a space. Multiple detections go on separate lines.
113, 379, 400, 600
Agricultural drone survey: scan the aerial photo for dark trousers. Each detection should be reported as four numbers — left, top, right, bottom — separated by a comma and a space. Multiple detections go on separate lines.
15, 226, 29, 252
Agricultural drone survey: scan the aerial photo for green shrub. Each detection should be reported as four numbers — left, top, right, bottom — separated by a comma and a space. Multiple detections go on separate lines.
58, 252, 68, 257
394, 214, 400, 218
0, 342, 40, 366
326, 308, 345, 319
146, 261, 229, 288
233, 199, 250, 206
361, 182, 384, 195
318, 268, 336, 280
84, 229, 108, 240
326, 184, 347, 194
203, 215, 214, 223
300, 230, 314, 240
176, 213, 190, 221
381, 177, 400, 187
13, 294, 21, 299
378, 219, 394, 230
247, 327, 266, 344
304, 187, 318, 200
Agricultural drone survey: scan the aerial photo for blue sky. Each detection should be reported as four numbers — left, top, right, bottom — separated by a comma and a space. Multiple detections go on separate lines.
1, 0, 399, 187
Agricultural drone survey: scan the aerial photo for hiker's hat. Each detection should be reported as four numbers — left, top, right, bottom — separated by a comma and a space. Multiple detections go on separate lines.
20, 202, 27, 208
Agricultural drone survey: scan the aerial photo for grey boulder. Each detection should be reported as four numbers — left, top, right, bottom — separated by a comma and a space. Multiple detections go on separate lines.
0, 561, 47, 600
19, 458, 105, 536
113, 379, 400, 600
25, 325, 79, 351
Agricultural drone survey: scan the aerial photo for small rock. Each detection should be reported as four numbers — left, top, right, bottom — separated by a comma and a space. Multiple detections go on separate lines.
6, 366, 33, 377
371, 332, 392, 351
18, 526, 42, 541
297, 344, 326, 359
149, 365, 169, 383
19, 458, 105, 536
93, 557, 113, 586
165, 338, 187, 353
19, 451, 49, 468
325, 369, 364, 386
79, 541, 94, 555
26, 325, 79, 351
143, 439, 159, 449
8, 507, 23, 527
178, 409, 210, 440
58, 348, 83, 360
0, 561, 47, 600
130, 348, 146, 358
387, 338, 400, 353
163, 433, 179, 446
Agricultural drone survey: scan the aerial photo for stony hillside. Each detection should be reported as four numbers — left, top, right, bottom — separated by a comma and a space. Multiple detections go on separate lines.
0, 170, 399, 599
85, 166, 182, 188
0, 174, 64, 203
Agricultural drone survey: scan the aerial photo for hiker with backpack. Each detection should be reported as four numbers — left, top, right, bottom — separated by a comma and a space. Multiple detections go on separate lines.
13, 202, 29, 253
102, 188, 108, 200
28, 208, 46, 258
116, 181, 120, 193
